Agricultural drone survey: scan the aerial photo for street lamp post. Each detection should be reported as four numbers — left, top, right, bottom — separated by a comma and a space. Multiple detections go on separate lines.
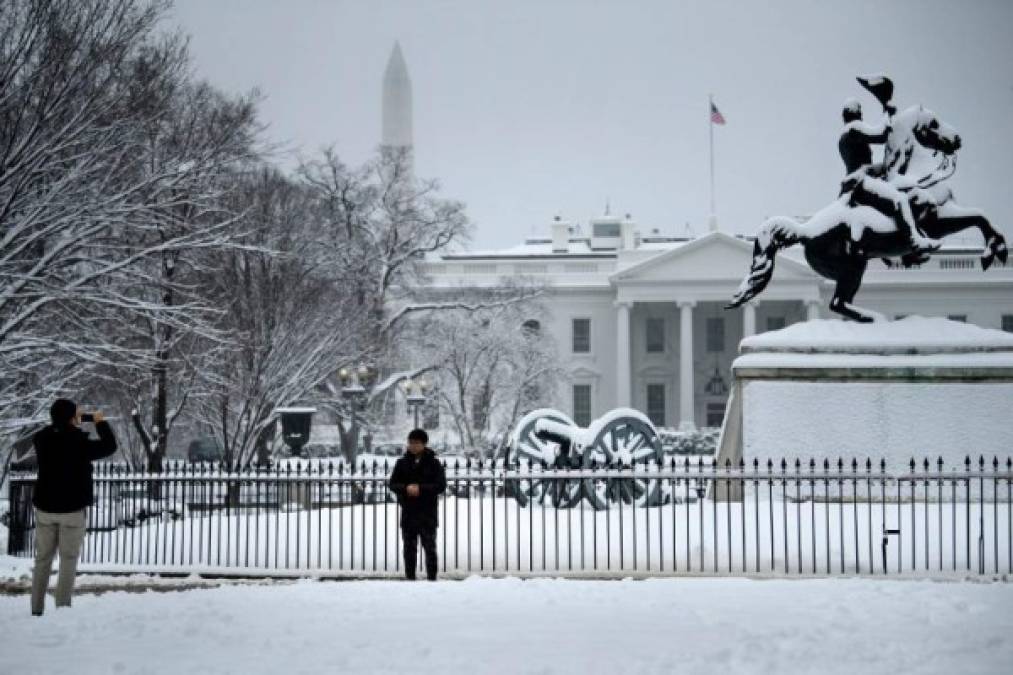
401, 377, 429, 429
338, 364, 376, 503
339, 364, 375, 457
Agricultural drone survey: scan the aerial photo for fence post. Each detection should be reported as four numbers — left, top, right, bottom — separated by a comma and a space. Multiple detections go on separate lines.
9, 476, 36, 556
7, 477, 20, 555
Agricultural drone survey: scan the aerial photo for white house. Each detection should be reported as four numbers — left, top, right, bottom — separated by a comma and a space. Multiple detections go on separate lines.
419, 213, 1013, 431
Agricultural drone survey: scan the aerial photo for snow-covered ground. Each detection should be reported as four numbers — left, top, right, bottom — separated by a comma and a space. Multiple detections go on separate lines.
1, 576, 1010, 674
3, 515, 1011, 673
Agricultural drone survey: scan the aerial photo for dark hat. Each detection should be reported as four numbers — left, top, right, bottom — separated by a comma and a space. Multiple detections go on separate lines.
407, 428, 428, 444
856, 74, 894, 110
50, 398, 77, 427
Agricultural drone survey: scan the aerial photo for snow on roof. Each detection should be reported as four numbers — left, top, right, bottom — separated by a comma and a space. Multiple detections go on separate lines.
443, 239, 604, 258
741, 317, 1013, 355
444, 236, 703, 260
634, 241, 692, 251
438, 230, 984, 262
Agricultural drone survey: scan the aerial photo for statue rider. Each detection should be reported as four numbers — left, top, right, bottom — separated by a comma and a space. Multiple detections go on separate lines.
838, 76, 940, 257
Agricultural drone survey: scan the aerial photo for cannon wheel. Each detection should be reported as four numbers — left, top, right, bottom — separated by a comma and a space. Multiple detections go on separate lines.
513, 455, 586, 509
509, 409, 575, 465
581, 410, 665, 507
533, 451, 585, 508
507, 409, 582, 508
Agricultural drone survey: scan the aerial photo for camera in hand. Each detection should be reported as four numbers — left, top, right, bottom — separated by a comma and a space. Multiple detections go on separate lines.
80, 413, 95, 423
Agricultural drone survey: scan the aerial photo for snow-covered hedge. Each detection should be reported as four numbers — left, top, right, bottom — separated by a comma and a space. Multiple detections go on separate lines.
656, 427, 720, 456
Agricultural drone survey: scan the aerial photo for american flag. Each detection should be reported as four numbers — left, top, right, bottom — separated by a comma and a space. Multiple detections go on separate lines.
710, 101, 726, 125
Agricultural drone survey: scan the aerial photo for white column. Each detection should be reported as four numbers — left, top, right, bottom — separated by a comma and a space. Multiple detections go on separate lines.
806, 299, 821, 322
615, 301, 632, 408
743, 301, 757, 338
678, 300, 696, 430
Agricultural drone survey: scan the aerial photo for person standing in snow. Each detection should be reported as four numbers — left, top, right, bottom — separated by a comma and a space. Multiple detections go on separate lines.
387, 428, 446, 580
29, 399, 118, 616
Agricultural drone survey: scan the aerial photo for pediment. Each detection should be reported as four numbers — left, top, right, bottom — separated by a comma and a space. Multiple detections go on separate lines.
611, 232, 815, 284
637, 365, 675, 378
570, 365, 602, 379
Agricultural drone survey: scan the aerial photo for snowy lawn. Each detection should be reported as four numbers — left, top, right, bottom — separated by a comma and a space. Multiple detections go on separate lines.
1, 576, 1010, 674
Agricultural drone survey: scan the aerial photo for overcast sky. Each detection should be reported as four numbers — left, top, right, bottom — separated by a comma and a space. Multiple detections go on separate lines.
172, 0, 1012, 251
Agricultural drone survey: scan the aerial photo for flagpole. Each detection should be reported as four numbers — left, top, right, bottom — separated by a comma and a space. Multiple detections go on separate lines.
708, 93, 716, 229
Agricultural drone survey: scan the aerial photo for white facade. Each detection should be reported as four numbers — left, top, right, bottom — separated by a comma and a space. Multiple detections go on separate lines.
420, 216, 1013, 430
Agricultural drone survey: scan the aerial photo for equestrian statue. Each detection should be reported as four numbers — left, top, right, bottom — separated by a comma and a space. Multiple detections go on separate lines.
728, 75, 1007, 322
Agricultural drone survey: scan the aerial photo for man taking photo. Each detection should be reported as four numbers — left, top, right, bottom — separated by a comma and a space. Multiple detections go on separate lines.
30, 398, 118, 616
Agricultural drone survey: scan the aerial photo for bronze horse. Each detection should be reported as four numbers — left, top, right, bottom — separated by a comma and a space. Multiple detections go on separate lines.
728, 105, 1007, 322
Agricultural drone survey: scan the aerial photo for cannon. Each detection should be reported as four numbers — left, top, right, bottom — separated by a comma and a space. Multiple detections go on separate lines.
508, 408, 667, 509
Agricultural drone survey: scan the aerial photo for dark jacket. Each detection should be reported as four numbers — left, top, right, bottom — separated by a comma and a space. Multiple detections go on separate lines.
387, 448, 447, 525
32, 421, 118, 513
839, 120, 888, 175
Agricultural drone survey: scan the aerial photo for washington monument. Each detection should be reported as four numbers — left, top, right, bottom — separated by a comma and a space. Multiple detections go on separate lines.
382, 42, 412, 149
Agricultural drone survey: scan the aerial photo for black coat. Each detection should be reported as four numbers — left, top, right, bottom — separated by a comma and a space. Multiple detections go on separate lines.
32, 421, 118, 513
838, 122, 887, 175
387, 448, 447, 525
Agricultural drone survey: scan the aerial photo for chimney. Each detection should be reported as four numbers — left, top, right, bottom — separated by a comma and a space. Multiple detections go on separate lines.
551, 215, 569, 253
620, 213, 636, 250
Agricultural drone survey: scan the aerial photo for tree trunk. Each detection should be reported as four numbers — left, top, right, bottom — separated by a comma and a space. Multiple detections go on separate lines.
152, 273, 175, 474
153, 356, 168, 470
338, 418, 359, 463
131, 410, 163, 499
255, 418, 277, 467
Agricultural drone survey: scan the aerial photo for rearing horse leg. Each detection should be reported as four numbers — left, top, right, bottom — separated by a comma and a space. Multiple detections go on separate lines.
926, 202, 1008, 270
828, 259, 883, 323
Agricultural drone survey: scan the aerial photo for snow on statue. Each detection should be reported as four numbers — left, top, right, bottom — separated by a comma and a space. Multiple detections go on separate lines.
728, 75, 1008, 323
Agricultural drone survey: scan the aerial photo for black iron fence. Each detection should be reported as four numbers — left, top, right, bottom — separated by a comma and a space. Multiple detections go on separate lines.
6, 456, 1011, 576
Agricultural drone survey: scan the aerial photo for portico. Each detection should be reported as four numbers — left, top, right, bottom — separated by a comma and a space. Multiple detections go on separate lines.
611, 232, 822, 429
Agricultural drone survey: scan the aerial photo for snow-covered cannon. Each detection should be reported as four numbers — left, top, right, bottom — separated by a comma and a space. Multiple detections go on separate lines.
507, 408, 666, 508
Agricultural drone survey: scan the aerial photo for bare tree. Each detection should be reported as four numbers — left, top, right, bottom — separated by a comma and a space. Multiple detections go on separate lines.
95, 41, 262, 473
187, 147, 520, 467
297, 147, 474, 458
414, 297, 564, 457
187, 167, 364, 470
1, 1, 160, 411
0, 0, 260, 453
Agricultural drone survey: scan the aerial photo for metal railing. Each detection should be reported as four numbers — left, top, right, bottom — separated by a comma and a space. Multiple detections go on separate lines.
6, 456, 1011, 577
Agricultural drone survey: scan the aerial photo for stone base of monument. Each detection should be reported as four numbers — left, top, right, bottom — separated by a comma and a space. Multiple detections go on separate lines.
713, 317, 1013, 501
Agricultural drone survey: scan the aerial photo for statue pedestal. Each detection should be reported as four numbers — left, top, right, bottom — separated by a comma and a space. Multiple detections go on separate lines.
716, 318, 1013, 486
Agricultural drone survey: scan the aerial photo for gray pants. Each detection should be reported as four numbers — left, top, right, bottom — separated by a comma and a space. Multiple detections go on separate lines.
31, 508, 87, 615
